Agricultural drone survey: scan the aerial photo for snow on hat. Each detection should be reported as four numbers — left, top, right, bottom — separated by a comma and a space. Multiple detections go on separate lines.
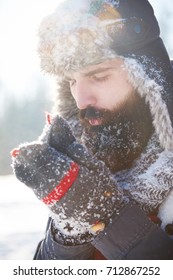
38, 0, 173, 151
38, 0, 161, 74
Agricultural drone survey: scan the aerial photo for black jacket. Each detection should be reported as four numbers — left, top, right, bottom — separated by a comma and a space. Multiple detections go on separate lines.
34, 202, 173, 260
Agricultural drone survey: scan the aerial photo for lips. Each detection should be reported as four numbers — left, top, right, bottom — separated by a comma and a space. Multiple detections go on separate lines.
79, 107, 106, 126
88, 118, 103, 126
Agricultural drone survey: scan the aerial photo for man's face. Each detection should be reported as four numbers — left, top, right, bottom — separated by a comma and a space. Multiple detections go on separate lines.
67, 58, 134, 125
66, 58, 153, 172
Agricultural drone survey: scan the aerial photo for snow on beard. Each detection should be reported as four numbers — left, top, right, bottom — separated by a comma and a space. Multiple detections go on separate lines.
80, 93, 154, 173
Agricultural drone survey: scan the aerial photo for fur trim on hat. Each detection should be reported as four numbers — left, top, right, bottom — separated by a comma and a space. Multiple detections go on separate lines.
123, 58, 173, 151
38, 0, 122, 75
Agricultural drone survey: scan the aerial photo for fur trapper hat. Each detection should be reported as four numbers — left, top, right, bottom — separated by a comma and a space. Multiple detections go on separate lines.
38, 0, 173, 151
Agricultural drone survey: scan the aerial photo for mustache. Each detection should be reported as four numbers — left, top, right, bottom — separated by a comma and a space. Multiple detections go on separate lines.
79, 106, 109, 121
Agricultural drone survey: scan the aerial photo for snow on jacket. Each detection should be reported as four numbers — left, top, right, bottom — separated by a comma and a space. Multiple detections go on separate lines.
33, 58, 173, 259
34, 0, 173, 259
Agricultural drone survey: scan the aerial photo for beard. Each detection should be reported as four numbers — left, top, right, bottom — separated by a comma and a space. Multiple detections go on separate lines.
79, 92, 154, 173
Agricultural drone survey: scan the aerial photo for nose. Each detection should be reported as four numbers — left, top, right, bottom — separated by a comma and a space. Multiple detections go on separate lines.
72, 79, 96, 110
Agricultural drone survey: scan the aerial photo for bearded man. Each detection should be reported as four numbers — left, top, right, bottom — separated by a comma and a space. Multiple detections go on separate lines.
12, 0, 173, 259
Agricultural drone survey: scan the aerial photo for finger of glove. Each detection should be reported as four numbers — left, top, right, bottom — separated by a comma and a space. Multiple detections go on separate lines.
67, 142, 121, 202
46, 114, 76, 153
12, 142, 76, 199
67, 141, 109, 171
37, 114, 98, 171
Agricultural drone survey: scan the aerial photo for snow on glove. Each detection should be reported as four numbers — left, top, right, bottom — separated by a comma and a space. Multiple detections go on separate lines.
11, 114, 124, 238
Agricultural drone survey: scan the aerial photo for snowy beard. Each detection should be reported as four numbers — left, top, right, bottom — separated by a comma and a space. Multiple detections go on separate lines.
80, 93, 154, 173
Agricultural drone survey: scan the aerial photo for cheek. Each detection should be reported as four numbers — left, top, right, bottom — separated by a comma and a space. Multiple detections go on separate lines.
112, 78, 133, 106
98, 81, 132, 110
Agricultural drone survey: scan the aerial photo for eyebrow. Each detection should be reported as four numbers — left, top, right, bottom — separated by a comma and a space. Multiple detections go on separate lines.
82, 67, 113, 77
65, 67, 113, 80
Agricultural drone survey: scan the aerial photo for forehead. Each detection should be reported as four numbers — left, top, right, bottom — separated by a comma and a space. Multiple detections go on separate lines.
64, 58, 124, 78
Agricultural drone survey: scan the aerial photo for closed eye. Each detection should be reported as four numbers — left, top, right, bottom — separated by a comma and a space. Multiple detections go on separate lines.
92, 74, 110, 82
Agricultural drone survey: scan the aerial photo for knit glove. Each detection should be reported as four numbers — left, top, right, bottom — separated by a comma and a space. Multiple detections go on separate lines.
11, 114, 124, 239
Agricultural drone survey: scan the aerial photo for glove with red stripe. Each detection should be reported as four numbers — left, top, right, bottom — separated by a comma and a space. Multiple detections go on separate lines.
11, 114, 124, 240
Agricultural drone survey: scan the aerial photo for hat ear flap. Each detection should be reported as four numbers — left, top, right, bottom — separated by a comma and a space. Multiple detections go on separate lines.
124, 54, 173, 151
